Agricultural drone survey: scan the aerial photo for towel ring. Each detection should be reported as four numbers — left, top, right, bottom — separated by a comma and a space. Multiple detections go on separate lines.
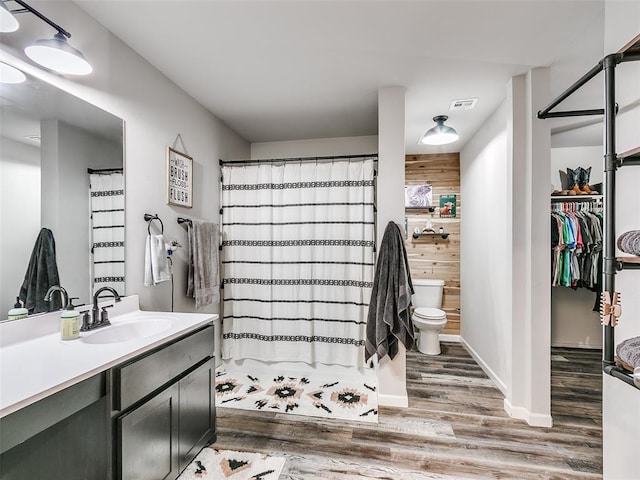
144, 213, 164, 235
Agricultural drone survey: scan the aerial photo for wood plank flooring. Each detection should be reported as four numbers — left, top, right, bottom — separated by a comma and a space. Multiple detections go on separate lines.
214, 343, 602, 479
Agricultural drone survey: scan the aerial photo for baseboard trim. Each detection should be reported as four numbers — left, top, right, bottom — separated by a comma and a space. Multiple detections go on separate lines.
504, 398, 553, 427
439, 334, 460, 343
378, 393, 408, 408
459, 336, 507, 396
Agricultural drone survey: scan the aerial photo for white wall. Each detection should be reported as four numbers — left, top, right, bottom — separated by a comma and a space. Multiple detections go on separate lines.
602, 3, 640, 478
550, 146, 603, 349
0, 138, 40, 316
460, 100, 511, 394
251, 136, 377, 159
462, 70, 553, 428
0, 1, 250, 314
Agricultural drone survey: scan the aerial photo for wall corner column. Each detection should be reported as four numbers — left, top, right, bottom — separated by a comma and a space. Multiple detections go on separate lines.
506, 69, 552, 427
376, 86, 408, 407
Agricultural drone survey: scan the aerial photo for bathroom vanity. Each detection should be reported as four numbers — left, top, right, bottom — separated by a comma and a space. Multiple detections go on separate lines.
0, 296, 217, 480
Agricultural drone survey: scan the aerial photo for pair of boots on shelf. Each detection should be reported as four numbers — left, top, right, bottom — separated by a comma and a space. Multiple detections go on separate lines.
552, 166, 600, 196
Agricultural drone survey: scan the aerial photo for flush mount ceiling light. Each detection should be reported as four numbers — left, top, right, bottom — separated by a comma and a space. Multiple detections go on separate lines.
419, 115, 459, 146
0, 2, 19, 32
0, 61, 26, 83
4, 0, 92, 75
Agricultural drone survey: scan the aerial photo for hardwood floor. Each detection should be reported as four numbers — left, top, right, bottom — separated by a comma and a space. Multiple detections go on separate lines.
214, 343, 602, 479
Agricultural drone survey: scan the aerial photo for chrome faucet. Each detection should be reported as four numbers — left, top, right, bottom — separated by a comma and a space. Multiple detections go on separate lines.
44, 285, 68, 311
87, 286, 122, 330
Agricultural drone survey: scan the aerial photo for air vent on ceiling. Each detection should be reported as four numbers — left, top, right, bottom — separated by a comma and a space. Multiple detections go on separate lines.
449, 98, 478, 111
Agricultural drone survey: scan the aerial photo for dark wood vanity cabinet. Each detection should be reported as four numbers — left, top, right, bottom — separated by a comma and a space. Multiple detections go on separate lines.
114, 325, 216, 480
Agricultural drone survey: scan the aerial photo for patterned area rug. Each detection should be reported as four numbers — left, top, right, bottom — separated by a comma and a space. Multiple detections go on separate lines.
215, 367, 378, 423
178, 448, 285, 480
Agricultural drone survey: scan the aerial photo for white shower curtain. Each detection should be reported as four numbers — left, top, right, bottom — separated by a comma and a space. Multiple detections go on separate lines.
89, 172, 125, 296
221, 158, 376, 367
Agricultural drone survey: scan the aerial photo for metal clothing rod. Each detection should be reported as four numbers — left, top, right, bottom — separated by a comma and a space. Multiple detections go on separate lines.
537, 61, 605, 119
220, 153, 378, 166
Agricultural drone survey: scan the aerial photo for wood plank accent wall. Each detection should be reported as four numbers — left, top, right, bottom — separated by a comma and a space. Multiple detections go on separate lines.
405, 153, 461, 335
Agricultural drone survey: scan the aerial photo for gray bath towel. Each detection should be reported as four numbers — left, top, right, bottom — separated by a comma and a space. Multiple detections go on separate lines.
616, 336, 640, 370
365, 221, 415, 362
187, 220, 220, 308
617, 230, 640, 256
18, 228, 61, 314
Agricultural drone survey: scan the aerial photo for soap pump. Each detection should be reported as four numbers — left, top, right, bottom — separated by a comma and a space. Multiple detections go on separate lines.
60, 297, 80, 341
8, 297, 28, 321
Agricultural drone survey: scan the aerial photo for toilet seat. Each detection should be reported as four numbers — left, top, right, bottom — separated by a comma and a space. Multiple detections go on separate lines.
413, 307, 446, 321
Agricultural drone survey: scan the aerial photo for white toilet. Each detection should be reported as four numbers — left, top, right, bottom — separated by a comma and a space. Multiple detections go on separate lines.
412, 279, 448, 355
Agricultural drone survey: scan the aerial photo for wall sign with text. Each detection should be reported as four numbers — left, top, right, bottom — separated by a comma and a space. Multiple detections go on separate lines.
167, 147, 193, 208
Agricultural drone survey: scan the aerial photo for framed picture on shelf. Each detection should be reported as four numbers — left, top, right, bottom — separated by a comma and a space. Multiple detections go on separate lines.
167, 147, 193, 208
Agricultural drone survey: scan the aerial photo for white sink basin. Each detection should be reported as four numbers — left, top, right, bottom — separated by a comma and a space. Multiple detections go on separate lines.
82, 317, 174, 344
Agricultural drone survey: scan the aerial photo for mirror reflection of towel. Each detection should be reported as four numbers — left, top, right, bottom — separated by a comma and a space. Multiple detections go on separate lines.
19, 228, 61, 314
144, 234, 170, 286
187, 220, 219, 308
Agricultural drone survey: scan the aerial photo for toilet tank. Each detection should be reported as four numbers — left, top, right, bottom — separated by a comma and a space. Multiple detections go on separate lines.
412, 278, 445, 308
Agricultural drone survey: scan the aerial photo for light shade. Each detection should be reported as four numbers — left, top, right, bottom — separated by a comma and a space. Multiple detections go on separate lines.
420, 115, 459, 146
0, 3, 19, 33
24, 32, 92, 75
0, 62, 26, 84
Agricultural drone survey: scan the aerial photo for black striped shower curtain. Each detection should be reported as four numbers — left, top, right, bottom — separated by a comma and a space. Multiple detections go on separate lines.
89, 172, 125, 296
221, 158, 375, 367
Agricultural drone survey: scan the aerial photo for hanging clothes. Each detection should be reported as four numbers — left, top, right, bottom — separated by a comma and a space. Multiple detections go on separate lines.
551, 201, 603, 295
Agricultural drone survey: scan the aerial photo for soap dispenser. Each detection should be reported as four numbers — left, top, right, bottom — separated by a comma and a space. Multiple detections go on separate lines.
8, 297, 28, 321
60, 298, 80, 341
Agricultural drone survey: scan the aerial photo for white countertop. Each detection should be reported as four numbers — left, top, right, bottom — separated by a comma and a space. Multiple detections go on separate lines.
0, 295, 217, 418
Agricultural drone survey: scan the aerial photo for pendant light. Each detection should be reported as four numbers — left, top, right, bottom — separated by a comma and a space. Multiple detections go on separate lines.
2, 0, 93, 76
25, 32, 93, 75
0, 2, 19, 32
0, 61, 26, 84
420, 115, 459, 146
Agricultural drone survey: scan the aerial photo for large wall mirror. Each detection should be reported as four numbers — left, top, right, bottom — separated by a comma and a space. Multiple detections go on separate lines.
0, 71, 124, 320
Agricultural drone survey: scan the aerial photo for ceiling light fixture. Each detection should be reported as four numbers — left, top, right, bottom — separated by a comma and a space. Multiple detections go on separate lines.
0, 61, 26, 83
419, 115, 459, 146
3, 0, 92, 75
0, 2, 19, 32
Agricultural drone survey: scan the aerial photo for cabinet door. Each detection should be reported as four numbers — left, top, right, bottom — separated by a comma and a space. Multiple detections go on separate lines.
117, 383, 179, 480
179, 358, 216, 472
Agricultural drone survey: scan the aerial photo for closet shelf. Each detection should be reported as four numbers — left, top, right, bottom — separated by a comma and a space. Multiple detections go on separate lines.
550, 194, 602, 201
604, 365, 639, 391
616, 256, 640, 271
617, 146, 640, 167
618, 33, 640, 54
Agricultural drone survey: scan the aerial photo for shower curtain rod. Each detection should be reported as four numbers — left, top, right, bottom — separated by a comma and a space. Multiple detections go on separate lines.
87, 168, 123, 174
219, 153, 378, 166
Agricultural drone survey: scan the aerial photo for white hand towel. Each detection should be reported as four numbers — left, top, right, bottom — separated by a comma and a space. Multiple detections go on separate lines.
144, 234, 171, 286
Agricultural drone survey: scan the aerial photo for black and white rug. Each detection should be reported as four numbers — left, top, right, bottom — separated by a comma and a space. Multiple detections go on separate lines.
178, 448, 285, 480
215, 367, 378, 423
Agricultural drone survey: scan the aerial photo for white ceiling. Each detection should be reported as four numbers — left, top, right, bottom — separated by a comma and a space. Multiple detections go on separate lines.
74, 0, 610, 153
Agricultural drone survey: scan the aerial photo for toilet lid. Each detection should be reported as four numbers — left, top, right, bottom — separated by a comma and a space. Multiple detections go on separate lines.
414, 307, 447, 320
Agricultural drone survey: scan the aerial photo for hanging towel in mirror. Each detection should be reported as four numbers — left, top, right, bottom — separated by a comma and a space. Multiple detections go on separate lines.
18, 228, 61, 314
144, 234, 170, 286
187, 220, 219, 308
